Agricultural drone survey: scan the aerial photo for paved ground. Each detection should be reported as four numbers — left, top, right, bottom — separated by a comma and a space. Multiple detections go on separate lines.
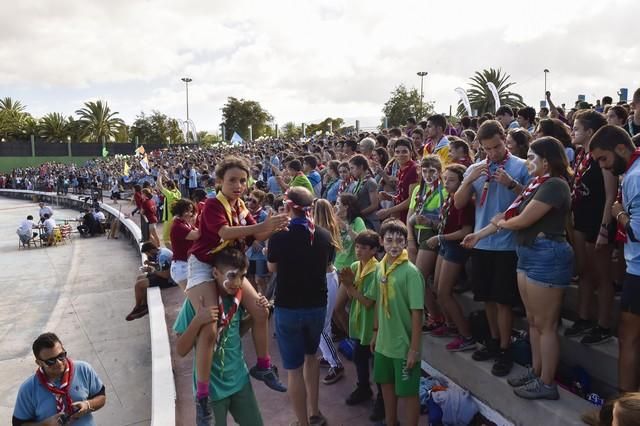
0, 197, 151, 425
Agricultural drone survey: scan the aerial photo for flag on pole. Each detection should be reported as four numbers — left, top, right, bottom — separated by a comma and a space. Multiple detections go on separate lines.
455, 87, 472, 117
140, 154, 150, 174
123, 162, 130, 176
102, 147, 109, 157
135, 146, 145, 155
486, 82, 501, 111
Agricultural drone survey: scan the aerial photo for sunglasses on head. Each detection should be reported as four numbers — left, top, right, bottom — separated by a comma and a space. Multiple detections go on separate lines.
40, 351, 67, 367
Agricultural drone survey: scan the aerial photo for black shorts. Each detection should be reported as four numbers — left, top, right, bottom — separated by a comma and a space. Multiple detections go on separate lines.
470, 249, 520, 306
573, 211, 616, 244
147, 273, 174, 289
621, 273, 640, 315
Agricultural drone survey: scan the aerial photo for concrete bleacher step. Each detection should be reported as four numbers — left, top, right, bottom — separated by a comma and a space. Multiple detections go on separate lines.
454, 288, 619, 396
422, 333, 594, 426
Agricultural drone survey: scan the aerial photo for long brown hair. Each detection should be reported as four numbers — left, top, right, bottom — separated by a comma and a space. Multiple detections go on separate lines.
313, 199, 342, 251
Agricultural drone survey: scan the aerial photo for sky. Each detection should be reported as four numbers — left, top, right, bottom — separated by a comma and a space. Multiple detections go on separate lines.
1, 0, 639, 133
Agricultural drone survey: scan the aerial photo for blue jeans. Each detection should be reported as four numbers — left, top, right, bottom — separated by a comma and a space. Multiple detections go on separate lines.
516, 238, 574, 287
274, 306, 326, 369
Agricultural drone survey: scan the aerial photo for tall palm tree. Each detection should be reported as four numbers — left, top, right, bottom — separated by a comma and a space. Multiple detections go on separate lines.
38, 113, 68, 142
457, 68, 526, 116
0, 97, 26, 114
75, 100, 124, 143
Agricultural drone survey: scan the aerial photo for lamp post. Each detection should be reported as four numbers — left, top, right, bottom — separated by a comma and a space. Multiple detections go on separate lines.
67, 136, 72, 157
248, 124, 253, 142
544, 69, 549, 102
417, 71, 428, 118
181, 77, 192, 141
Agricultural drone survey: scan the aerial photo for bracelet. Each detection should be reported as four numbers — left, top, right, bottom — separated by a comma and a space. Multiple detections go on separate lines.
437, 235, 443, 244
490, 221, 500, 229
616, 211, 629, 222
86, 400, 93, 412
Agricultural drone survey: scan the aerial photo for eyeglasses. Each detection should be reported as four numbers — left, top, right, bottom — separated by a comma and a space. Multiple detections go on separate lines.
40, 351, 67, 367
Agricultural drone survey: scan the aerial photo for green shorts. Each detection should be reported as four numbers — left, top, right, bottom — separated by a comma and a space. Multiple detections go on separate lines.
211, 381, 263, 426
373, 351, 421, 397
416, 227, 437, 251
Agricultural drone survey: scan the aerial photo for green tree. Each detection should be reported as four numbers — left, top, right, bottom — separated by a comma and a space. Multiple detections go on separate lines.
306, 117, 345, 136
75, 100, 124, 143
457, 68, 526, 116
382, 84, 434, 128
0, 97, 26, 114
221, 97, 273, 141
66, 116, 87, 143
167, 118, 185, 144
282, 122, 301, 139
0, 97, 29, 140
38, 113, 68, 142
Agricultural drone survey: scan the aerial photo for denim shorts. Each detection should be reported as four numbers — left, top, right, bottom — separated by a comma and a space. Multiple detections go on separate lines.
274, 306, 326, 370
438, 240, 469, 265
186, 254, 213, 290
516, 238, 574, 287
170, 260, 188, 284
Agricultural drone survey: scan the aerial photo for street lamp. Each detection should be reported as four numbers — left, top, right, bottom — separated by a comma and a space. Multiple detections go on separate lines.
248, 124, 253, 142
417, 71, 428, 118
181, 77, 192, 141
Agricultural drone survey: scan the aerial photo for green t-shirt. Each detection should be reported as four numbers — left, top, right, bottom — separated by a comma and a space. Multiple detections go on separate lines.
161, 187, 183, 239
372, 259, 425, 359
173, 298, 249, 401
289, 174, 314, 194
334, 217, 366, 270
408, 185, 447, 230
348, 260, 378, 345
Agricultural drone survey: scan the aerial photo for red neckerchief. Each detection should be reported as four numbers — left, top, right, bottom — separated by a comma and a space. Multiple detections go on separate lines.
393, 160, 416, 204
480, 152, 511, 206
36, 358, 75, 415
504, 175, 550, 219
338, 177, 352, 194
571, 148, 592, 205
615, 149, 640, 243
415, 180, 440, 213
456, 157, 472, 167
423, 139, 434, 155
217, 288, 242, 342
438, 194, 453, 234
250, 207, 263, 222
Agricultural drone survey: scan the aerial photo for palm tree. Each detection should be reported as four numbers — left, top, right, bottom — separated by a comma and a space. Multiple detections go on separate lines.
457, 68, 526, 116
75, 100, 124, 143
0, 97, 26, 114
38, 113, 68, 142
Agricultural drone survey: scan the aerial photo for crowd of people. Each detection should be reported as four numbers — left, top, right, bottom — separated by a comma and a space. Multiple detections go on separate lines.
8, 88, 640, 426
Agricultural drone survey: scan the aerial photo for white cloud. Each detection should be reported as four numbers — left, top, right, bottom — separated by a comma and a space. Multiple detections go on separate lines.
0, 0, 639, 131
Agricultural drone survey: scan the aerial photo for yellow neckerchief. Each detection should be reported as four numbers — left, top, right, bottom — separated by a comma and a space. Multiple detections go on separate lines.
379, 249, 409, 319
352, 257, 379, 327
209, 192, 250, 255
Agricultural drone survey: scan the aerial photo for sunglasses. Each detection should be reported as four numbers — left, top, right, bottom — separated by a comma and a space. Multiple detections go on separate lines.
40, 351, 67, 367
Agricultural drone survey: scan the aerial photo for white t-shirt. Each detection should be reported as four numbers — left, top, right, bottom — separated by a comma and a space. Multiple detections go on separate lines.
43, 218, 56, 234
17, 219, 34, 236
39, 206, 53, 219
94, 211, 106, 222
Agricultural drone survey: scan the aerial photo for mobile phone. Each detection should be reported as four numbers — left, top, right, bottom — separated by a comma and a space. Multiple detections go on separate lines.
58, 406, 80, 424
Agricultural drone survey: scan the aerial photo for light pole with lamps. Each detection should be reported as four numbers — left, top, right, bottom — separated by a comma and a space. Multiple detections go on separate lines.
181, 77, 192, 141
67, 136, 71, 157
417, 71, 428, 118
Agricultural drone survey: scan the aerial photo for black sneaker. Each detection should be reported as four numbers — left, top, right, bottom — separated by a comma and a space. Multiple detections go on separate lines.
580, 326, 613, 345
345, 385, 373, 405
125, 304, 148, 321
564, 319, 593, 337
472, 339, 499, 361
318, 358, 331, 368
492, 350, 514, 377
323, 366, 345, 385
249, 365, 287, 392
369, 394, 385, 422
195, 396, 213, 426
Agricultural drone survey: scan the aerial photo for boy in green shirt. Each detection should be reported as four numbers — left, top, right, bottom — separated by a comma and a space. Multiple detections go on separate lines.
173, 247, 265, 426
339, 230, 385, 417
371, 220, 424, 426
157, 168, 183, 248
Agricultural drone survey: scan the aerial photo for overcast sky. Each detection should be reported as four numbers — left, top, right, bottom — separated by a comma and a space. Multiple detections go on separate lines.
1, 0, 639, 132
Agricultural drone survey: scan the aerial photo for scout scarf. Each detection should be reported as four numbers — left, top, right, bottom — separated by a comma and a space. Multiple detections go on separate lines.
218, 288, 242, 337
352, 257, 378, 327
480, 151, 510, 206
615, 149, 640, 242
438, 194, 453, 234
338, 177, 352, 195
571, 148, 592, 204
285, 191, 315, 244
415, 180, 444, 216
209, 192, 250, 255
504, 174, 550, 220
36, 358, 75, 415
379, 249, 409, 319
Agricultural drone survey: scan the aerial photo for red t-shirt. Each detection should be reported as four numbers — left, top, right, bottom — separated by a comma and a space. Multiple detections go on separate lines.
170, 218, 194, 262
195, 200, 206, 228
142, 198, 157, 224
188, 196, 256, 264
442, 199, 475, 236
394, 160, 419, 222
134, 192, 145, 209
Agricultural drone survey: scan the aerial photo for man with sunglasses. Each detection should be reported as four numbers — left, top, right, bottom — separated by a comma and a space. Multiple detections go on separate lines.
13, 333, 106, 425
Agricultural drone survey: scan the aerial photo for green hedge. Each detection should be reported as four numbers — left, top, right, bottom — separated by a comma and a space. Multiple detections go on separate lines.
0, 156, 97, 173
